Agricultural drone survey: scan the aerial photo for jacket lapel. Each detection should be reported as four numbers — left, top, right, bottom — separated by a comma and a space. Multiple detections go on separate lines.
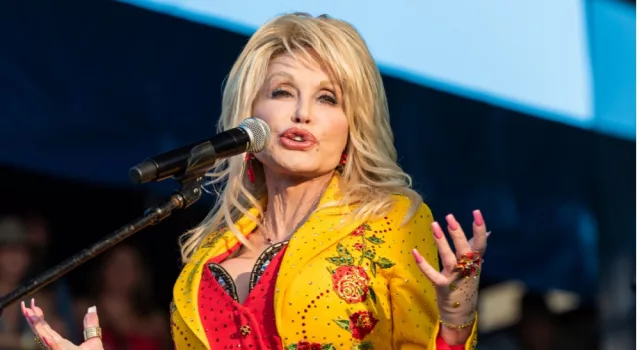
173, 174, 361, 347
172, 207, 260, 348
273, 175, 365, 332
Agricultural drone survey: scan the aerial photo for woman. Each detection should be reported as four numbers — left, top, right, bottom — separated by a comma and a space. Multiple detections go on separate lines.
74, 245, 169, 349
21, 13, 488, 350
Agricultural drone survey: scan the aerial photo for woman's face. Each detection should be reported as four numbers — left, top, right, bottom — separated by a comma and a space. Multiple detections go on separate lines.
252, 53, 349, 179
102, 246, 141, 293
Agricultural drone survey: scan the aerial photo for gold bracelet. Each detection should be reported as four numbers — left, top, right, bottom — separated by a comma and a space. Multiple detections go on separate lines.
440, 316, 476, 330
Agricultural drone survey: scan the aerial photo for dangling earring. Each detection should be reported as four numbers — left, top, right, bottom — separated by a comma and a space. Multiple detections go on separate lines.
245, 153, 256, 183
336, 152, 347, 174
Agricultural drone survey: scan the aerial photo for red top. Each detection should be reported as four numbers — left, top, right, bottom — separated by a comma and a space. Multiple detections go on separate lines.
196, 240, 464, 350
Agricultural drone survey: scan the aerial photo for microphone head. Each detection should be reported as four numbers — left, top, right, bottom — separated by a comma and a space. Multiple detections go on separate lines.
239, 117, 270, 153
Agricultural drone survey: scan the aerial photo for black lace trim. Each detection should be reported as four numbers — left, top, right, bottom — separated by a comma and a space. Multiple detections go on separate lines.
249, 241, 288, 290
207, 263, 240, 302
207, 241, 288, 302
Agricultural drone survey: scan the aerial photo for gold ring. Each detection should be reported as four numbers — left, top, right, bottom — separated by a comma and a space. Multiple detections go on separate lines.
83, 326, 103, 341
454, 251, 482, 278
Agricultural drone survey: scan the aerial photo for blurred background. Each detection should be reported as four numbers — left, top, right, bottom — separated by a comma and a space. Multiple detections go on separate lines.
0, 0, 635, 349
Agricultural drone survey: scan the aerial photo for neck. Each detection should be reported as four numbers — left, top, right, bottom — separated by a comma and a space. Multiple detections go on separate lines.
262, 171, 333, 242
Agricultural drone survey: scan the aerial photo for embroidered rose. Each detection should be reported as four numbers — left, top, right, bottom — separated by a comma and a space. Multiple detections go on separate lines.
332, 266, 370, 303
353, 243, 363, 251
349, 311, 378, 340
350, 225, 366, 236
297, 342, 322, 350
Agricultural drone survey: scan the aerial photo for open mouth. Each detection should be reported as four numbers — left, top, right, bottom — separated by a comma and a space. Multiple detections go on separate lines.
279, 128, 318, 150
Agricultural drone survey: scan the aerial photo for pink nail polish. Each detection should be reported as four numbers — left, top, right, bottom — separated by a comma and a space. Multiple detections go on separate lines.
27, 316, 38, 324
432, 222, 443, 239
473, 210, 484, 226
446, 214, 459, 230
42, 337, 51, 347
412, 249, 424, 263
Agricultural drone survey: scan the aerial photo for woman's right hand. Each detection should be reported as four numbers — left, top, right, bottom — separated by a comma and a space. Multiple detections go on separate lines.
22, 299, 104, 350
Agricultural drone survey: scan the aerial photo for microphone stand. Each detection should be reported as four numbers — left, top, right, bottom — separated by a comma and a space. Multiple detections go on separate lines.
0, 173, 205, 315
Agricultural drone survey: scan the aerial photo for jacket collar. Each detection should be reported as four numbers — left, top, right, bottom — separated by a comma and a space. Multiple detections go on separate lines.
172, 173, 363, 347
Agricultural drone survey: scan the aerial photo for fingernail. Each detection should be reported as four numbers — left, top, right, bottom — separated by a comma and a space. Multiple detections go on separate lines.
473, 210, 484, 226
446, 214, 458, 230
412, 249, 424, 263
88, 306, 97, 314
486, 231, 492, 238
42, 337, 51, 347
431, 222, 443, 239
27, 316, 38, 324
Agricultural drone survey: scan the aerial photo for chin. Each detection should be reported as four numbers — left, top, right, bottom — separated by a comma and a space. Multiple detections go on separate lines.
269, 156, 329, 178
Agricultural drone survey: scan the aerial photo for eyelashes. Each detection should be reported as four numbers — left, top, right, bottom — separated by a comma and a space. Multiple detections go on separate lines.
270, 89, 291, 98
270, 88, 338, 106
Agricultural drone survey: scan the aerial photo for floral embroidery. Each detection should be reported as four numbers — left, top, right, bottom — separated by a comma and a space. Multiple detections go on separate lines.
333, 311, 379, 340
326, 223, 396, 280
350, 225, 367, 236
285, 341, 336, 350
324, 223, 394, 342
332, 266, 370, 303
354, 342, 375, 350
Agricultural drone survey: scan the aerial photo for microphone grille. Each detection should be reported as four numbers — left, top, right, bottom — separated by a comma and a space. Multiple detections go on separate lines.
239, 118, 270, 153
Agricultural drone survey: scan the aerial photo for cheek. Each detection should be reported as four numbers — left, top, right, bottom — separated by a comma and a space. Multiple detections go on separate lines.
253, 99, 294, 124
323, 116, 349, 150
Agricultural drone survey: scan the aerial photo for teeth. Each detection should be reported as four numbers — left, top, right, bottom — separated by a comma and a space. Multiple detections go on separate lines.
293, 136, 303, 141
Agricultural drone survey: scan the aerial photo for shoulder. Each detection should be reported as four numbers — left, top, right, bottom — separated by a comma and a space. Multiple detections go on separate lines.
384, 194, 433, 227
363, 194, 434, 246
358, 195, 435, 277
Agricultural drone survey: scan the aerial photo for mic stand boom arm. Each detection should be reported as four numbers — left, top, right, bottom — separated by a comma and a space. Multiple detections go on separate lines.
0, 174, 204, 315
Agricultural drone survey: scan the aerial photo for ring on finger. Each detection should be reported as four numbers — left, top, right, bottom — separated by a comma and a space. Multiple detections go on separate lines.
83, 326, 103, 341
454, 251, 482, 278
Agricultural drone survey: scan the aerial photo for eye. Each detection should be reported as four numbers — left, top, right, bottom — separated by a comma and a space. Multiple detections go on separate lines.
318, 92, 338, 105
270, 88, 292, 98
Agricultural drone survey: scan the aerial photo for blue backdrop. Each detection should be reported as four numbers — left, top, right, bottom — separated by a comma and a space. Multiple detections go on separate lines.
0, 0, 634, 299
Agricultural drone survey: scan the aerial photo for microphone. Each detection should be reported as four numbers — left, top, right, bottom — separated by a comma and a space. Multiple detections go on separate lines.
129, 117, 270, 184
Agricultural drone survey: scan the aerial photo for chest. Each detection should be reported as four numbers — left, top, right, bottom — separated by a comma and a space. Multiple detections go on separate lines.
217, 256, 258, 304
212, 240, 286, 304
172, 211, 410, 349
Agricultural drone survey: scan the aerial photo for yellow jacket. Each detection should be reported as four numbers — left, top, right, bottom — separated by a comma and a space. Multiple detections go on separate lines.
171, 176, 478, 349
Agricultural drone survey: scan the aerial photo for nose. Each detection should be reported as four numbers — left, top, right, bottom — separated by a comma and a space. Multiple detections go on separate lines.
292, 97, 312, 124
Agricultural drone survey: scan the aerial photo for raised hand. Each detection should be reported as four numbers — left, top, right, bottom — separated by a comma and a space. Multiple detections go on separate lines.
412, 210, 489, 331
22, 299, 104, 350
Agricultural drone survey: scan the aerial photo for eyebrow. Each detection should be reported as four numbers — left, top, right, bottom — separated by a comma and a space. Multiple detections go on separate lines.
266, 71, 294, 82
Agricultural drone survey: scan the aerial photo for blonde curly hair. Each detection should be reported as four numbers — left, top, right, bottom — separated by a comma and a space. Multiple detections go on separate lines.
179, 13, 421, 262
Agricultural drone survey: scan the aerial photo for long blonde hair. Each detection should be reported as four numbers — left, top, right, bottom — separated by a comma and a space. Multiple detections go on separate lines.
179, 13, 422, 262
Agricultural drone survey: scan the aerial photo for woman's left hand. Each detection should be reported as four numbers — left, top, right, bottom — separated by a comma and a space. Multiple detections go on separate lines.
412, 210, 489, 332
